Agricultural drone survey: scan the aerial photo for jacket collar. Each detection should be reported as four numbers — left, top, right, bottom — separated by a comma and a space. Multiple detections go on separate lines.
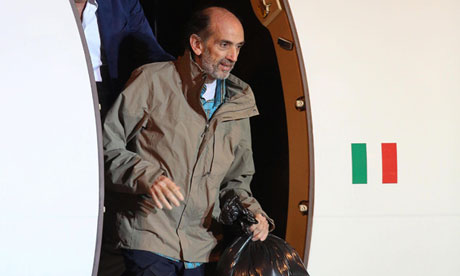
174, 51, 259, 121
174, 50, 206, 104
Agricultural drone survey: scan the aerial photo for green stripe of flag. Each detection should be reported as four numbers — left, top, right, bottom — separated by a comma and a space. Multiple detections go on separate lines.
352, 143, 367, 184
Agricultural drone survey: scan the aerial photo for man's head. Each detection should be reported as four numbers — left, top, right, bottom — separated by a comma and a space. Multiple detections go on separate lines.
188, 7, 245, 82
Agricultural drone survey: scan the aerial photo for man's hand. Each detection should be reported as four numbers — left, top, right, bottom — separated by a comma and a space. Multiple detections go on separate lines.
149, 175, 184, 210
249, 213, 269, 241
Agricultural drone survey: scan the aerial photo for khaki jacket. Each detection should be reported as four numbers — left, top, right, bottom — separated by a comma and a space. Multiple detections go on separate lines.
103, 52, 272, 262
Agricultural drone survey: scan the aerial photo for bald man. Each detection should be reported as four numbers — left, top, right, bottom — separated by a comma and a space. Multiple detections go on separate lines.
103, 6, 273, 276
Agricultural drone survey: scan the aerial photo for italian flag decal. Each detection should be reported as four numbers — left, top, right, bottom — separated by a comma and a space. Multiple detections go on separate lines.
351, 143, 398, 184
351, 143, 367, 184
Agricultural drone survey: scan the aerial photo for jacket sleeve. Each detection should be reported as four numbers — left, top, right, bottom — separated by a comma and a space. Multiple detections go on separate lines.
103, 68, 163, 194
219, 119, 275, 229
126, 0, 174, 62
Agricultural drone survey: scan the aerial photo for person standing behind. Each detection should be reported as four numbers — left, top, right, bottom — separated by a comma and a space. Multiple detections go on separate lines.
74, 0, 173, 118
74, 1, 173, 275
103, 6, 273, 276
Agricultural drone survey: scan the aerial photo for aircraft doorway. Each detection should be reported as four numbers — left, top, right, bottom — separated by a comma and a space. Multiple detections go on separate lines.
139, 0, 312, 260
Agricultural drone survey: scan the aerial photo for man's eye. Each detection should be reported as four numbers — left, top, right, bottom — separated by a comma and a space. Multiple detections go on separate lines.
220, 42, 229, 48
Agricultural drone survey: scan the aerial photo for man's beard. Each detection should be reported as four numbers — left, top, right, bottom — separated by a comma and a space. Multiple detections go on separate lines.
201, 49, 234, 80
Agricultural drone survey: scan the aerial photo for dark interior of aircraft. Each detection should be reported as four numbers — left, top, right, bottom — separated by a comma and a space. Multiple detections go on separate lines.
140, 0, 290, 239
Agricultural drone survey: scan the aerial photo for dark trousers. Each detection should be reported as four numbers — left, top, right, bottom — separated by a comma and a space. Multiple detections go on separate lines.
121, 249, 208, 276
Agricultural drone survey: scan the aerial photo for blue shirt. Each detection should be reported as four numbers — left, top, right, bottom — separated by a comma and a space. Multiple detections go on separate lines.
200, 79, 226, 120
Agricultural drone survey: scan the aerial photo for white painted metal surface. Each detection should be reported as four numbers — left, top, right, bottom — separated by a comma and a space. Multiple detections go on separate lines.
289, 0, 460, 275
0, 1, 100, 275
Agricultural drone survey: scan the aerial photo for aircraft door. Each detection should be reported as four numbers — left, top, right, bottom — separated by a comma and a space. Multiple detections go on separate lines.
249, 0, 314, 262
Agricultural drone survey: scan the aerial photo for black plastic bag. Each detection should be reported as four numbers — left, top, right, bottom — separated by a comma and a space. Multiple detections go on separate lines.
216, 233, 309, 276
216, 191, 310, 276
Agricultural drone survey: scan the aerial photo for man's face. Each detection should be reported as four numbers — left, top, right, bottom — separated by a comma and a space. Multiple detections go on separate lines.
196, 13, 245, 81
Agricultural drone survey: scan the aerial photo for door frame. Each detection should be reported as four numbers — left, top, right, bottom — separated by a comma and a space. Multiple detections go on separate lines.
249, 0, 315, 264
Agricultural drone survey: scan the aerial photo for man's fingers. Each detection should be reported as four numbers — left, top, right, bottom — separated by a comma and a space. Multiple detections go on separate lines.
157, 178, 181, 207
250, 213, 269, 241
171, 186, 184, 201
152, 184, 173, 210
150, 190, 163, 209
251, 224, 264, 240
158, 191, 173, 210
251, 226, 268, 241
142, 199, 156, 210
256, 223, 269, 241
161, 176, 184, 202
252, 230, 263, 241
162, 188, 180, 207
150, 175, 184, 210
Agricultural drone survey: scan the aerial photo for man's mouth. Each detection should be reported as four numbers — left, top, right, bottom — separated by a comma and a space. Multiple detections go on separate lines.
219, 61, 234, 71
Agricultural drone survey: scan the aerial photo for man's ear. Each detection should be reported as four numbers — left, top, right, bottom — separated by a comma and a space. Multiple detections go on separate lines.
190, 34, 203, 56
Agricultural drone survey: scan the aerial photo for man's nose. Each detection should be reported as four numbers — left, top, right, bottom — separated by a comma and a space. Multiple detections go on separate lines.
226, 46, 239, 62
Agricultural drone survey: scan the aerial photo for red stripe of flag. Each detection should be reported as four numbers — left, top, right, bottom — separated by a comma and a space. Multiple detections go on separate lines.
382, 143, 398, 184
